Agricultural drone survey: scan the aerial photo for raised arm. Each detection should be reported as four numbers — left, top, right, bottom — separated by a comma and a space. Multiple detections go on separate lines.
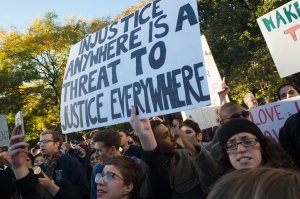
218, 77, 230, 105
8, 126, 30, 179
130, 106, 157, 151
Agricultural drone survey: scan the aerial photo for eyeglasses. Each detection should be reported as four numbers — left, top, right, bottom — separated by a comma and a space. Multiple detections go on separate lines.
37, 139, 55, 146
225, 138, 258, 151
221, 110, 250, 124
95, 171, 124, 183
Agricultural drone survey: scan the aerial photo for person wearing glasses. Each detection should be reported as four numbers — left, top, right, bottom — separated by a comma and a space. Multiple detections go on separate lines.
95, 156, 143, 199
8, 127, 90, 199
243, 93, 258, 109
217, 118, 296, 174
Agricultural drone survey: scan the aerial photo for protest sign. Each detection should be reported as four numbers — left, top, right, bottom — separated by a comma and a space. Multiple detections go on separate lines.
181, 105, 220, 130
60, 0, 210, 134
257, 0, 300, 77
248, 96, 300, 142
0, 115, 9, 147
181, 35, 225, 129
201, 35, 222, 106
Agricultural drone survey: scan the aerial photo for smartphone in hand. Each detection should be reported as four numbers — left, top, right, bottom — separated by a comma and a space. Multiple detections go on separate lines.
15, 111, 25, 135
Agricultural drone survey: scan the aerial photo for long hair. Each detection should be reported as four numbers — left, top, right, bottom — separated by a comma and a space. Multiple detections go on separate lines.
218, 136, 297, 174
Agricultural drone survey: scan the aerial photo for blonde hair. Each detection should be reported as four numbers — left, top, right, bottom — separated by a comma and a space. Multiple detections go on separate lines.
207, 167, 300, 199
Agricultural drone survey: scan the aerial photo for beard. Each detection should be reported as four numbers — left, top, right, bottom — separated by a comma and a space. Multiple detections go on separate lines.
159, 141, 176, 156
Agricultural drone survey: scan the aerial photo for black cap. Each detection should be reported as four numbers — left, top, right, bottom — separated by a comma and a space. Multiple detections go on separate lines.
219, 118, 264, 148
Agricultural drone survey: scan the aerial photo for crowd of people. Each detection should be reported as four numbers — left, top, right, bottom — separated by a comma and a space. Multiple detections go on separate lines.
0, 82, 300, 199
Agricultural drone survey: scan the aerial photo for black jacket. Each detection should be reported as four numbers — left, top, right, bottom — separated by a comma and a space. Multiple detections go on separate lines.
279, 111, 300, 168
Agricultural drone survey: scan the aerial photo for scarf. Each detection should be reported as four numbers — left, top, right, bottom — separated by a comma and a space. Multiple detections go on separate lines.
44, 151, 62, 179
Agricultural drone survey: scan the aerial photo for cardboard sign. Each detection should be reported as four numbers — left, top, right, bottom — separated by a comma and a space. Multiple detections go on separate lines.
181, 105, 220, 130
181, 35, 225, 129
0, 115, 9, 147
257, 0, 300, 77
248, 96, 300, 142
60, 0, 210, 134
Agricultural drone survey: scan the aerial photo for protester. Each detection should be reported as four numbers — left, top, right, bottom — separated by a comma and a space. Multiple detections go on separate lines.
177, 119, 202, 151
277, 83, 300, 100
33, 153, 45, 166
243, 93, 258, 109
84, 149, 101, 187
279, 111, 300, 168
218, 118, 296, 174
8, 126, 53, 199
0, 150, 20, 199
207, 167, 300, 199
172, 118, 182, 128
206, 102, 250, 160
130, 106, 218, 199
26, 153, 34, 169
37, 129, 89, 198
119, 130, 141, 158
95, 156, 143, 199
90, 129, 122, 199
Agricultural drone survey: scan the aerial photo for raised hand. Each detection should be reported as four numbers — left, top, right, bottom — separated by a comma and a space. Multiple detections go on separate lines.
8, 126, 29, 169
218, 77, 230, 104
130, 106, 157, 151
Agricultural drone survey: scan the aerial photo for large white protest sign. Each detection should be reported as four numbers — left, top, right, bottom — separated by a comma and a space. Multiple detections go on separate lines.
257, 0, 300, 77
60, 0, 210, 134
248, 96, 300, 142
0, 115, 9, 147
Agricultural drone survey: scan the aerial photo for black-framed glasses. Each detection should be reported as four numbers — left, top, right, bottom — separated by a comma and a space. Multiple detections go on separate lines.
95, 171, 124, 183
37, 139, 55, 146
225, 138, 258, 151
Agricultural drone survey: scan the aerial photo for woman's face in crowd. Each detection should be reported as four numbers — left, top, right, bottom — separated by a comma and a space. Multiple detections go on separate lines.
226, 132, 262, 170
180, 126, 196, 144
90, 152, 100, 168
34, 156, 45, 166
97, 165, 132, 199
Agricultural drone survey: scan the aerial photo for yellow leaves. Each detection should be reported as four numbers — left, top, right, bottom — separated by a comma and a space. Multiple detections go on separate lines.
113, 0, 153, 22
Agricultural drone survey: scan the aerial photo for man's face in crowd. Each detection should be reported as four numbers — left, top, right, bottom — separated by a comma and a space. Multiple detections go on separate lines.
279, 85, 300, 100
39, 134, 60, 157
220, 104, 249, 124
153, 124, 176, 155
172, 119, 180, 128
94, 141, 114, 163
245, 96, 258, 109
119, 131, 129, 148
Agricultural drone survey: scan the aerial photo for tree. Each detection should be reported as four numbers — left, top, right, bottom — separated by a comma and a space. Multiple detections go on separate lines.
0, 12, 111, 140
198, 0, 297, 103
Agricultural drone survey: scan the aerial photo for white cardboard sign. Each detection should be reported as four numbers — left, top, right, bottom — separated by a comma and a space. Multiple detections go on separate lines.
257, 0, 300, 77
249, 96, 300, 142
0, 115, 9, 147
60, 0, 210, 134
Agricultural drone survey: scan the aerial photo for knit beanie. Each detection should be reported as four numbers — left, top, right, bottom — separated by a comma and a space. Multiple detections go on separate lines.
219, 118, 264, 148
